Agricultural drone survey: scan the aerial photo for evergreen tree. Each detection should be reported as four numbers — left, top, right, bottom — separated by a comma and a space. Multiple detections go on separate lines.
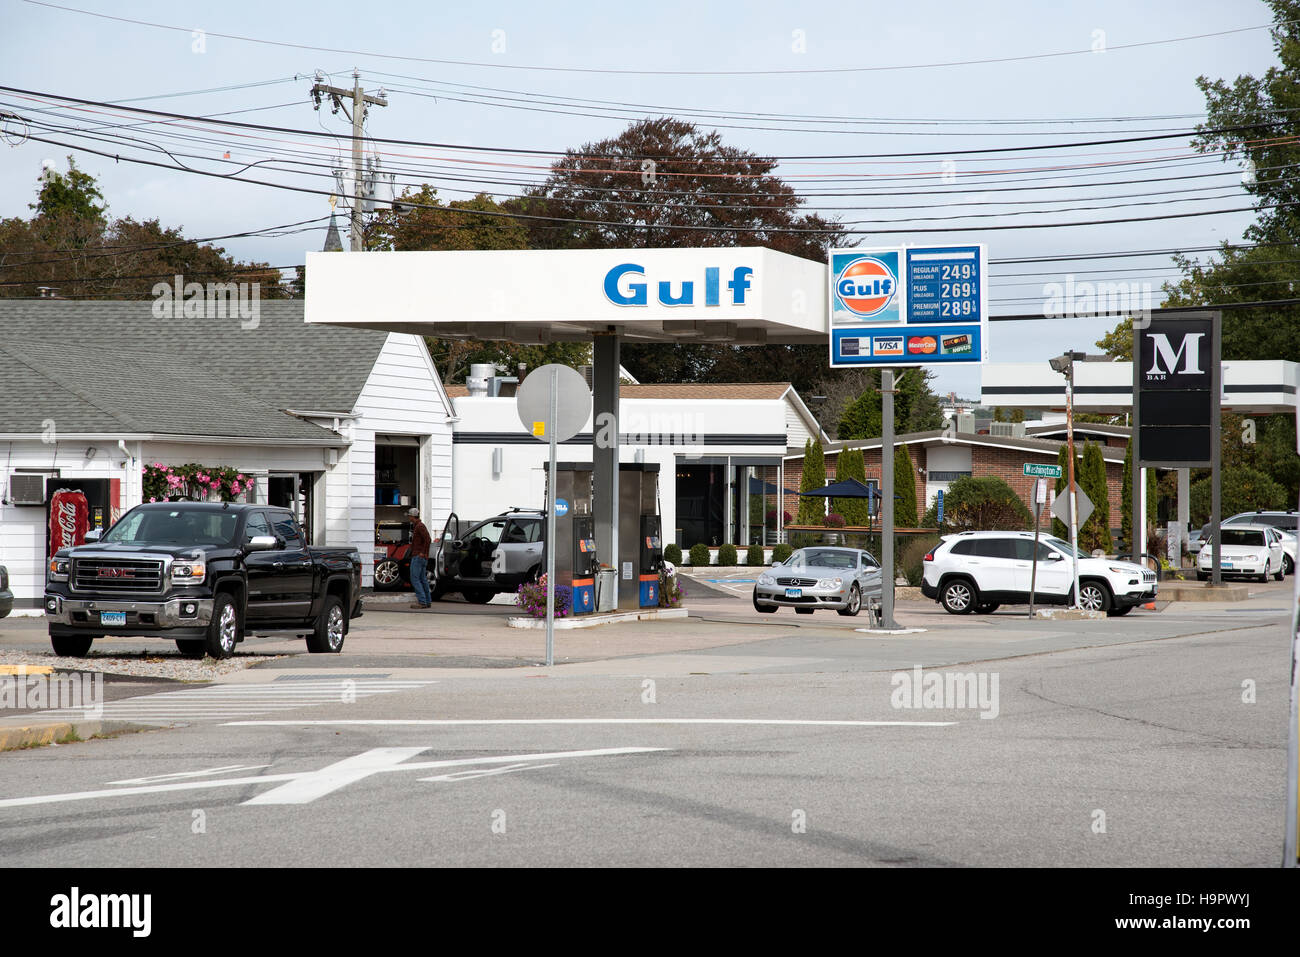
1079, 441, 1112, 553
797, 439, 826, 525
894, 444, 918, 526
833, 447, 869, 526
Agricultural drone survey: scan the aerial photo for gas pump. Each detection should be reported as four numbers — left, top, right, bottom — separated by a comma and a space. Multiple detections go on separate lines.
552, 464, 596, 616
639, 513, 663, 607
617, 463, 662, 609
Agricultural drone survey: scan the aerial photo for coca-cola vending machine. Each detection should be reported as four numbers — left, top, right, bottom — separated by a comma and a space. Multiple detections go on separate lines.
45, 478, 117, 557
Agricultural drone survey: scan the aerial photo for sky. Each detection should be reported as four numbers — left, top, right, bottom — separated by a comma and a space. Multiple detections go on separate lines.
0, 0, 1282, 399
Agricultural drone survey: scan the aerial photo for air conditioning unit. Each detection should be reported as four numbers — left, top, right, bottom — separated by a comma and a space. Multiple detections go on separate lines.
7, 473, 51, 505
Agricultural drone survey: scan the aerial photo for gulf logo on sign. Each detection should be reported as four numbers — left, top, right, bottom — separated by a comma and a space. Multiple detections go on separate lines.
835, 257, 898, 318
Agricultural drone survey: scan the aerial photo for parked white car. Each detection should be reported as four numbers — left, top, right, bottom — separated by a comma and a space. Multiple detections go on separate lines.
1197, 525, 1285, 582
922, 530, 1157, 616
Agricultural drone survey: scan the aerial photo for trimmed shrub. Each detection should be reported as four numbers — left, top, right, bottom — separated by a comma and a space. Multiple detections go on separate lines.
797, 439, 826, 525
928, 475, 1033, 532
717, 543, 738, 566
899, 534, 941, 587
771, 543, 793, 564
833, 447, 870, 526
894, 444, 918, 526
663, 543, 683, 565
745, 543, 764, 566
1189, 466, 1287, 526
689, 543, 711, 566
824, 512, 846, 528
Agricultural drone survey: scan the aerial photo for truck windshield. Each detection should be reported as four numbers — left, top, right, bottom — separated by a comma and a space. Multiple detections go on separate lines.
103, 508, 238, 546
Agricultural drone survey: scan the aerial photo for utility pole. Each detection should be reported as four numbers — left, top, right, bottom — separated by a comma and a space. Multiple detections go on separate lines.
310, 70, 387, 251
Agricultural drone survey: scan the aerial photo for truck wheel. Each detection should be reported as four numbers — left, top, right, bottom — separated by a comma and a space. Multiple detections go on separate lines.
373, 558, 401, 590
50, 634, 94, 657
205, 592, 240, 659
307, 596, 346, 653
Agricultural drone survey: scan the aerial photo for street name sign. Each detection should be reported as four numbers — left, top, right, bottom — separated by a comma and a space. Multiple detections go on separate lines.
1024, 463, 1062, 479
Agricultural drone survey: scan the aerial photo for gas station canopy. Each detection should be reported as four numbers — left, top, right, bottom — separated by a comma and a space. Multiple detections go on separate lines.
981, 360, 1299, 414
305, 247, 828, 344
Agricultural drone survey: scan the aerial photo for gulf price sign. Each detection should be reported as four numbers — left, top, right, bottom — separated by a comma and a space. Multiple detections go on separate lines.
829, 244, 988, 368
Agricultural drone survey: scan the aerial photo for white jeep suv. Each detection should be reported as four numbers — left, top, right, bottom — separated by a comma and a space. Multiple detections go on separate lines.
921, 530, 1157, 617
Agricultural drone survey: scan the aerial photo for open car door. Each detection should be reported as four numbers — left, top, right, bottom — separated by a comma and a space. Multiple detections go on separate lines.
435, 512, 461, 584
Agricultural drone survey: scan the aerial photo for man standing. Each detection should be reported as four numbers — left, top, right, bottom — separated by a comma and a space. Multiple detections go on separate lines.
408, 507, 433, 609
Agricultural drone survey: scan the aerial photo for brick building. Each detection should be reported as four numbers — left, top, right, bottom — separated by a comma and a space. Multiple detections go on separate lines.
784, 421, 1129, 531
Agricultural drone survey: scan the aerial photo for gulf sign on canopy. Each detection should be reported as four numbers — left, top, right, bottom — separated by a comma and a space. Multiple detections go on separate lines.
829, 244, 988, 368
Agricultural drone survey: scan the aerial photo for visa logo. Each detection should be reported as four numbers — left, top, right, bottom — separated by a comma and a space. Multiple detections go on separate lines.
604, 264, 753, 307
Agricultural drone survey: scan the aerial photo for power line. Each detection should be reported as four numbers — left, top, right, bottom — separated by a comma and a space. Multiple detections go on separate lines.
20, 0, 1281, 76
15, 130, 1290, 236
2, 85, 1282, 163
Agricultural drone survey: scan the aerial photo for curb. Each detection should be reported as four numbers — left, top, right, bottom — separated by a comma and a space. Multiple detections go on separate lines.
0, 719, 155, 752
1033, 608, 1108, 620
507, 607, 691, 630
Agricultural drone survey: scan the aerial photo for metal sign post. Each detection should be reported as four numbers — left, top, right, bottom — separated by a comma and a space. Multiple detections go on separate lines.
545, 369, 558, 665
880, 369, 898, 630
1029, 476, 1049, 617
515, 363, 592, 667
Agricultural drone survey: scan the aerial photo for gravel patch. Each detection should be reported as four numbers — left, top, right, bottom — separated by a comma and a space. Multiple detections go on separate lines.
0, 649, 285, 682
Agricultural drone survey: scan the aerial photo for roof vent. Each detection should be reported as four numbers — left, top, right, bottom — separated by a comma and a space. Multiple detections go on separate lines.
466, 363, 496, 397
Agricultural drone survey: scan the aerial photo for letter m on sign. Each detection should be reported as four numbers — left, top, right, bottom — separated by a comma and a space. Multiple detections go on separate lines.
1146, 333, 1205, 376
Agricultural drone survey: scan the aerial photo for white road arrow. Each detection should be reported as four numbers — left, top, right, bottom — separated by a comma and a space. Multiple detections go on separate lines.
0, 747, 668, 810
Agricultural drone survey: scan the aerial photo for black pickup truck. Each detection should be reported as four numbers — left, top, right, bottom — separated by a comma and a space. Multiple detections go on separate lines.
45, 501, 362, 659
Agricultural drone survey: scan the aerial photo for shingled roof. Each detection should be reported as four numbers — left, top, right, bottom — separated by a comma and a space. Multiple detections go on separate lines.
0, 299, 386, 441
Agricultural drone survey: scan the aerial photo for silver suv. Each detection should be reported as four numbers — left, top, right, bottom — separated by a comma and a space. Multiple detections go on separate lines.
921, 530, 1156, 616
433, 509, 545, 603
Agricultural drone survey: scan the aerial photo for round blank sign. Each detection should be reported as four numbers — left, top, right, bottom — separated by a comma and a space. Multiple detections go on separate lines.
515, 364, 592, 444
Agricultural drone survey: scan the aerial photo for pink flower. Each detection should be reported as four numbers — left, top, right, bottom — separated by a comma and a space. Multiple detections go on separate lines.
149, 497, 156, 503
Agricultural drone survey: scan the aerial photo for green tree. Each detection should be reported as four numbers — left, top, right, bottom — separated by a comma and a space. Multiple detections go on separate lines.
1, 162, 286, 299
923, 476, 1032, 532
1189, 466, 1288, 526
513, 117, 845, 392
894, 444, 918, 526
797, 439, 826, 525
1120, 440, 1134, 549
832, 447, 869, 526
1078, 442, 1112, 553
31, 156, 106, 224
837, 369, 946, 440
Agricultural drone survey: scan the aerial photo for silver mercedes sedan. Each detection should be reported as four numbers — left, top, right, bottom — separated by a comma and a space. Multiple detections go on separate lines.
752, 546, 883, 617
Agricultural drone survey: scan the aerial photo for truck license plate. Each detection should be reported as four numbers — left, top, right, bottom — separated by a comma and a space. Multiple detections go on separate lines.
785, 588, 802, 598
100, 611, 126, 626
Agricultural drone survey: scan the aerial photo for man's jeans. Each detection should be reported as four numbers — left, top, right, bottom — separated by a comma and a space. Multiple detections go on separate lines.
410, 555, 431, 605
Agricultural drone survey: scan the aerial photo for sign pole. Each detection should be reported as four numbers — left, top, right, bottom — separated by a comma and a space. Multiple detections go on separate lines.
1029, 479, 1043, 618
880, 369, 899, 630
545, 367, 558, 666
1066, 364, 1082, 608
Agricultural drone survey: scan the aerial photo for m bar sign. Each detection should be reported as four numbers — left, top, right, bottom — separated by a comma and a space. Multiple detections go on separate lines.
1134, 312, 1221, 468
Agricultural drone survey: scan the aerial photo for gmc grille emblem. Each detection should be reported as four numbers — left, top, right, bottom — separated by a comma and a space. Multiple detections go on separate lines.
97, 568, 133, 579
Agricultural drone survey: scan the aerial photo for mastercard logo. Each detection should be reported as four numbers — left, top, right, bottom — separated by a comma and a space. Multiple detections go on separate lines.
908, 336, 937, 354
834, 257, 898, 317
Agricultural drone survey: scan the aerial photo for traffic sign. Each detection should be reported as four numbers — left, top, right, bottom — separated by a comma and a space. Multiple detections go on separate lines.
515, 364, 591, 444
1051, 486, 1094, 528
1035, 478, 1048, 505
1024, 463, 1062, 479
829, 244, 987, 368
936, 490, 944, 525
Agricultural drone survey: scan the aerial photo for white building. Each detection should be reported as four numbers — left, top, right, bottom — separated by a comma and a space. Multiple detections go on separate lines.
0, 300, 454, 610
446, 379, 826, 548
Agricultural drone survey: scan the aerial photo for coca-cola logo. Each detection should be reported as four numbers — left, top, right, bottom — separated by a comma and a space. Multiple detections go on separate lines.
57, 501, 77, 543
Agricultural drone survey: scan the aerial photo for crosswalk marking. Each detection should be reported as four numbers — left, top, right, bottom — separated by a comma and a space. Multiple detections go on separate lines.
38, 679, 435, 723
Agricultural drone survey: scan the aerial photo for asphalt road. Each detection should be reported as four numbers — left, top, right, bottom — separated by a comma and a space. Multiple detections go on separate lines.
0, 579, 1293, 866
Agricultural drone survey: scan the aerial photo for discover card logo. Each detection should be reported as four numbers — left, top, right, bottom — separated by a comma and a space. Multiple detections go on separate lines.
50, 888, 151, 937
891, 665, 999, 719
